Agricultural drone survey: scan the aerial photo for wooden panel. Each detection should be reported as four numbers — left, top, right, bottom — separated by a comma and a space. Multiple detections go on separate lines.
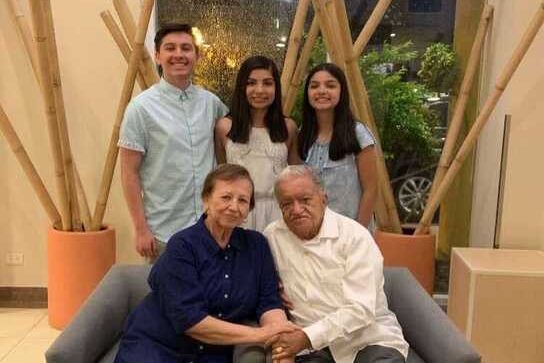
448, 248, 544, 363
472, 275, 544, 363
448, 249, 472, 334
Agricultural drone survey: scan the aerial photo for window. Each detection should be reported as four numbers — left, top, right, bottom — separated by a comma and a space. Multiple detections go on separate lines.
408, 0, 442, 13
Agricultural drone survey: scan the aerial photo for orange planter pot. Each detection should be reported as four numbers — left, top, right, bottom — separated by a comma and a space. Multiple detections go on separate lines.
374, 230, 435, 294
47, 226, 116, 329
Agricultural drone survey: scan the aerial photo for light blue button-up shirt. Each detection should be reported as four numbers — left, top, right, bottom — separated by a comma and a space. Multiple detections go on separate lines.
119, 78, 228, 242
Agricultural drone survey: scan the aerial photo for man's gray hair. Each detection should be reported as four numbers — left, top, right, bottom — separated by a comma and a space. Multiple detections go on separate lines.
274, 165, 324, 199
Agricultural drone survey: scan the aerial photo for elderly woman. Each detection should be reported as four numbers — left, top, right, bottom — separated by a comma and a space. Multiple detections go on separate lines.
114, 164, 294, 363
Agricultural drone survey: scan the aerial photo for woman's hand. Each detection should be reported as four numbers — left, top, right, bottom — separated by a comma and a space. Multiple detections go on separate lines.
256, 321, 299, 344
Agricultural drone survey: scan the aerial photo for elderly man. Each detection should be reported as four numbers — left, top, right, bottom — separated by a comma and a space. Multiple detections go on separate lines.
263, 165, 408, 363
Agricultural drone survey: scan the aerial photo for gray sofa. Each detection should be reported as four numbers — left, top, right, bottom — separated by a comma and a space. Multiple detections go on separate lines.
45, 265, 480, 363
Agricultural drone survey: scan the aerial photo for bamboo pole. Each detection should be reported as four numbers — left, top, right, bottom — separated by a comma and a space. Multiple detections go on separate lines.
0, 104, 62, 229
29, 0, 71, 230
420, 5, 494, 234
415, 1, 544, 235
74, 165, 92, 231
320, 0, 401, 232
311, 0, 344, 65
43, 0, 82, 231
280, 0, 311, 100
113, 0, 159, 86
283, 17, 320, 116
100, 10, 149, 90
7, 0, 41, 85
353, 0, 393, 59
91, 0, 155, 231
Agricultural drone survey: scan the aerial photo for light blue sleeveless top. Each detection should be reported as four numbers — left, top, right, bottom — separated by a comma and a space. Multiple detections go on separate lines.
305, 122, 375, 220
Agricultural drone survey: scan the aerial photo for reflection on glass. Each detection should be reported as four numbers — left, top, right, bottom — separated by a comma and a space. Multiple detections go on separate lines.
157, 0, 296, 101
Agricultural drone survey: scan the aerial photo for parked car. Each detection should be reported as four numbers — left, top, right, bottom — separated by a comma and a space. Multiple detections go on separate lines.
389, 96, 448, 224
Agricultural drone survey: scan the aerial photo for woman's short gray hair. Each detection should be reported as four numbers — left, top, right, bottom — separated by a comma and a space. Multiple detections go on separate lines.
274, 165, 323, 199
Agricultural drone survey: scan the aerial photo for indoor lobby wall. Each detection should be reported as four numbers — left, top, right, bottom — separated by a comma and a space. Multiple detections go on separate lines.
470, 0, 544, 251
0, 0, 148, 287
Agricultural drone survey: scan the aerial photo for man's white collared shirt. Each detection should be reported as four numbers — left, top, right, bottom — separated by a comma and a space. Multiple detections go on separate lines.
264, 208, 409, 363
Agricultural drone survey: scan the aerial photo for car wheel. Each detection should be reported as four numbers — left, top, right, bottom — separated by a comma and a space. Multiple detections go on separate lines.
397, 176, 432, 217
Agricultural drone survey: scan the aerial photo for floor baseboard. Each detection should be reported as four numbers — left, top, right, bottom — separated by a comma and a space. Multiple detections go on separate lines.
0, 287, 47, 308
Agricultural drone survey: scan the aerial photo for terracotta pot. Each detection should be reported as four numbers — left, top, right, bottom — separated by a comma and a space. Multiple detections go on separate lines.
374, 229, 435, 294
47, 226, 116, 329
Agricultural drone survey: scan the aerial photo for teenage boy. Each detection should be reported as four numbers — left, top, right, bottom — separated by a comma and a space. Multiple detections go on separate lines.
119, 23, 228, 259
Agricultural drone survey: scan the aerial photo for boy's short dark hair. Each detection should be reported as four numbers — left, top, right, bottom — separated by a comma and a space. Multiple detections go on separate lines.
154, 23, 198, 53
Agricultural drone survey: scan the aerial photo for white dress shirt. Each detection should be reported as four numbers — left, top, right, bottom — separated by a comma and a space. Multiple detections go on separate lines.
264, 208, 409, 363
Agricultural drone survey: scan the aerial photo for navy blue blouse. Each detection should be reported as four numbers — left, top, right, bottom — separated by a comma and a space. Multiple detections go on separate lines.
114, 216, 282, 363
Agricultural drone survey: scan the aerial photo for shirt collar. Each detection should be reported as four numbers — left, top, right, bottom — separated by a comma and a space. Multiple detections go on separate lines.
275, 207, 338, 241
158, 77, 196, 101
317, 208, 339, 239
197, 214, 244, 254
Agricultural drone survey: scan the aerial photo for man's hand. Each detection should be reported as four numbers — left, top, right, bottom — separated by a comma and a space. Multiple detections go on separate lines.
266, 330, 311, 360
135, 227, 157, 258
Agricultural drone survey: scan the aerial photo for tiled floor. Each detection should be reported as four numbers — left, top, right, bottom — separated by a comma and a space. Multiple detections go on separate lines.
0, 309, 60, 363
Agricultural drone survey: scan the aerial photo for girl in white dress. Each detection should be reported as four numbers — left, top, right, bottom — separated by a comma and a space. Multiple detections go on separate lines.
215, 56, 300, 232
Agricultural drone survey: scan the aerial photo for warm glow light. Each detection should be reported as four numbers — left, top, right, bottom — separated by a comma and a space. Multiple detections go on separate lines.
276, 43, 286, 48
390, 33, 396, 38
192, 27, 204, 46
226, 57, 237, 68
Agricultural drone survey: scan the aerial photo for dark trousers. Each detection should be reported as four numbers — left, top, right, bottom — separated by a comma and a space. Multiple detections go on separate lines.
295, 346, 405, 363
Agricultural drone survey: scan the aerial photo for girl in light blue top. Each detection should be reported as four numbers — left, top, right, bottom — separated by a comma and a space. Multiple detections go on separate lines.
298, 63, 378, 229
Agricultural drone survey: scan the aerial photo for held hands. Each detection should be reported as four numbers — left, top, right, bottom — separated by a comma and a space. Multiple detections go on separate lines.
266, 329, 312, 362
135, 227, 157, 258
257, 321, 299, 344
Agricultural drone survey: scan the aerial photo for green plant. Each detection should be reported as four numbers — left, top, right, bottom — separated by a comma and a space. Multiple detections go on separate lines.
291, 39, 439, 170
360, 42, 438, 166
417, 42, 458, 94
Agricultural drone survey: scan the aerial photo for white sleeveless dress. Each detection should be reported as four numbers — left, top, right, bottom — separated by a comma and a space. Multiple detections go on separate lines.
226, 127, 288, 232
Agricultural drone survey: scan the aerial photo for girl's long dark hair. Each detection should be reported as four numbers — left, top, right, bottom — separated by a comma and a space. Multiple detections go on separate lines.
298, 63, 361, 161
228, 55, 287, 143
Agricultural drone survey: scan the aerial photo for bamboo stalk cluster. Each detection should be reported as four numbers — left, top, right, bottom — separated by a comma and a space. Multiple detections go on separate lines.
2, 0, 543, 237
1, 0, 156, 232
414, 2, 544, 235
279, 0, 544, 236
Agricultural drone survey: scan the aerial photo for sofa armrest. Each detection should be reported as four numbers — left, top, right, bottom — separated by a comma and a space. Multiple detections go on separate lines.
384, 268, 480, 363
45, 264, 150, 363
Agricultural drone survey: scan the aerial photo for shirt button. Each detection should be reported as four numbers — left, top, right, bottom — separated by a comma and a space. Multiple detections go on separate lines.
199, 345, 204, 351
224, 256, 229, 260
218, 313, 223, 318
224, 293, 229, 299
225, 274, 229, 279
